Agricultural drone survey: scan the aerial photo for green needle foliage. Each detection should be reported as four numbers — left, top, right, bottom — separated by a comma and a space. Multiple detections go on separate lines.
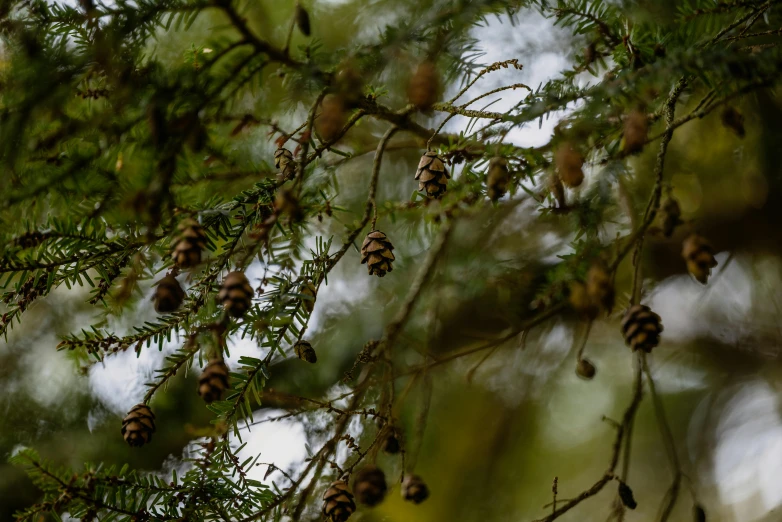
2, 0, 782, 520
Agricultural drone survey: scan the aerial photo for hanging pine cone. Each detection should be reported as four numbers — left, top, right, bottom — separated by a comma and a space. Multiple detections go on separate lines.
300, 280, 317, 313
621, 304, 663, 353
569, 281, 598, 320
295, 2, 311, 36
334, 60, 364, 106
682, 234, 718, 284
617, 481, 637, 509
353, 466, 387, 507
693, 504, 707, 522
171, 218, 207, 269
660, 197, 682, 238
316, 94, 347, 143
153, 274, 185, 313
382, 428, 400, 454
487, 157, 511, 201
622, 109, 648, 154
218, 271, 254, 318
322, 480, 356, 522
401, 474, 429, 504
408, 61, 441, 111
554, 142, 584, 187
198, 359, 230, 403
576, 358, 596, 380
586, 263, 614, 313
415, 151, 450, 198
294, 340, 317, 363
721, 106, 745, 138
361, 231, 395, 277
274, 147, 295, 182
121, 404, 156, 447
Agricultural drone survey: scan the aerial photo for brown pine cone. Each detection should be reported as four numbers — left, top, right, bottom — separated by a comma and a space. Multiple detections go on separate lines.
274, 187, 303, 222
121, 404, 155, 447
198, 359, 230, 403
408, 61, 441, 111
316, 94, 347, 143
171, 218, 207, 269
353, 466, 387, 507
622, 109, 648, 154
322, 480, 356, 522
382, 429, 401, 454
554, 142, 584, 187
621, 304, 663, 353
360, 231, 395, 277
682, 234, 718, 284
274, 148, 295, 182
300, 280, 317, 313
721, 106, 745, 138
294, 340, 317, 363
660, 197, 682, 238
576, 358, 596, 380
569, 281, 598, 320
487, 157, 511, 201
334, 61, 364, 106
401, 474, 429, 504
153, 274, 185, 313
218, 271, 254, 318
586, 263, 614, 313
295, 3, 311, 36
415, 151, 450, 198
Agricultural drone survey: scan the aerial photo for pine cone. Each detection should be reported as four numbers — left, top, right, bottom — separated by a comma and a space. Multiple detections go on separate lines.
295, 3, 311, 36
300, 280, 317, 313
274, 187, 303, 222
153, 274, 185, 313
576, 358, 596, 380
618, 481, 637, 509
334, 61, 364, 106
353, 466, 387, 507
487, 157, 511, 201
586, 263, 614, 313
660, 197, 682, 238
569, 281, 598, 320
554, 142, 584, 187
316, 94, 347, 143
721, 107, 745, 138
693, 504, 707, 522
382, 429, 400, 454
198, 359, 230, 403
621, 304, 663, 353
294, 340, 317, 363
121, 404, 155, 447
408, 61, 441, 111
322, 480, 356, 522
622, 109, 648, 154
401, 474, 429, 504
218, 271, 254, 318
682, 234, 718, 284
274, 147, 295, 182
171, 218, 207, 269
415, 151, 450, 198
361, 231, 395, 277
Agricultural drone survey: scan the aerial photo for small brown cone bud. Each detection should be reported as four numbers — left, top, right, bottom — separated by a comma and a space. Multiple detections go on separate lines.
693, 504, 707, 522
198, 359, 230, 403
274, 148, 295, 182
487, 157, 511, 201
682, 234, 718, 284
322, 480, 356, 522
721, 107, 745, 138
622, 109, 648, 154
554, 142, 584, 187
401, 474, 429, 504
316, 94, 347, 143
353, 466, 387, 507
569, 281, 598, 320
660, 197, 682, 238
300, 280, 317, 313
408, 61, 441, 111
360, 231, 395, 277
576, 358, 596, 380
586, 263, 614, 313
383, 429, 400, 454
294, 340, 317, 363
621, 304, 663, 353
618, 481, 637, 509
415, 151, 450, 199
584, 42, 596, 66
171, 218, 207, 269
121, 404, 155, 447
295, 3, 311, 36
153, 275, 185, 314
218, 271, 254, 318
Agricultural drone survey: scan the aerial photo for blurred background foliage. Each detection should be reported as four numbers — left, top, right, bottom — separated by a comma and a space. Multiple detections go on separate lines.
1, 0, 782, 521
